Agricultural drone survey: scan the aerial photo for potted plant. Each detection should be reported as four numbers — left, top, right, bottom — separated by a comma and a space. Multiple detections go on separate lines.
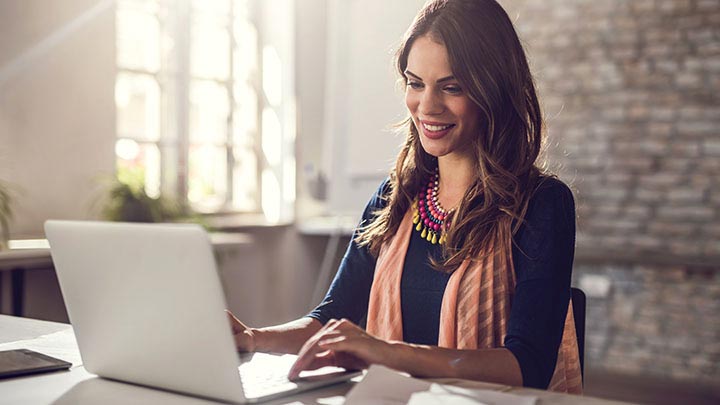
100, 167, 206, 227
0, 179, 13, 250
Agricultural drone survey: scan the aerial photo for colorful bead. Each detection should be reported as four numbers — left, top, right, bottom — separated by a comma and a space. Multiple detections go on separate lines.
412, 168, 453, 245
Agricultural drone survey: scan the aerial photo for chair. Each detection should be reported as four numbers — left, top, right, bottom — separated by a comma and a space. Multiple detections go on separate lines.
571, 287, 586, 382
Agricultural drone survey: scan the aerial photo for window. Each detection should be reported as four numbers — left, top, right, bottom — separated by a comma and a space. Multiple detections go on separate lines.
115, 0, 294, 222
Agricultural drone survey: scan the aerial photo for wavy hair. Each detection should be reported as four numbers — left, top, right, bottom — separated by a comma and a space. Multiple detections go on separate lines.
356, 0, 546, 271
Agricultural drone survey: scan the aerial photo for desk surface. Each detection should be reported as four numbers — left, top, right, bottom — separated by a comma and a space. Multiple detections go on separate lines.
0, 315, 631, 405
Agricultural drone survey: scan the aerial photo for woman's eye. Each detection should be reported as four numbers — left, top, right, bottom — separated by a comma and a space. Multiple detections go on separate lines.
444, 85, 462, 94
407, 81, 424, 90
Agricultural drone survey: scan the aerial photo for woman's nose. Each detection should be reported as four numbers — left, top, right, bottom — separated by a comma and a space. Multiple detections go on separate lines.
419, 90, 444, 115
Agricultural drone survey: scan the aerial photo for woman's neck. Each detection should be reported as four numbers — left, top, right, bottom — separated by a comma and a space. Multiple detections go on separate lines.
436, 154, 474, 210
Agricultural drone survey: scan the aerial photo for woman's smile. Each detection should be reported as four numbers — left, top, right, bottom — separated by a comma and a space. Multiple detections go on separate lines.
419, 119, 456, 139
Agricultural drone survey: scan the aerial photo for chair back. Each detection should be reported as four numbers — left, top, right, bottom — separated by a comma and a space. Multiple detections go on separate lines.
571, 287, 586, 382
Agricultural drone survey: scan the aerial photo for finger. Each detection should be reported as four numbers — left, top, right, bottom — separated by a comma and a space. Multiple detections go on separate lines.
324, 318, 342, 331
318, 335, 348, 349
291, 341, 325, 378
225, 310, 249, 333
288, 350, 335, 380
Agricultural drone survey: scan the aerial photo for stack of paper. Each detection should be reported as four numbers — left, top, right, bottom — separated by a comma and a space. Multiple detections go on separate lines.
345, 365, 537, 405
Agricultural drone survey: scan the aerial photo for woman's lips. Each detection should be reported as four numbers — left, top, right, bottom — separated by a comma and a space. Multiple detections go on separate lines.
419, 120, 455, 140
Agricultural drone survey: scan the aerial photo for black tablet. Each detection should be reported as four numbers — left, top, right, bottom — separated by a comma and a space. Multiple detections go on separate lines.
0, 349, 72, 379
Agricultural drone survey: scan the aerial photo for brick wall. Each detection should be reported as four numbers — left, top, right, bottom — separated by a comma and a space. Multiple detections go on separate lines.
498, 0, 720, 386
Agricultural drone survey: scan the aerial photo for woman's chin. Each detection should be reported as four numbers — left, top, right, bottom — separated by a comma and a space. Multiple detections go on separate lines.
419, 143, 451, 158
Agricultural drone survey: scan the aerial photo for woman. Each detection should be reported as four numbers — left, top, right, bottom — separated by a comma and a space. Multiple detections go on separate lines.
228, 0, 582, 393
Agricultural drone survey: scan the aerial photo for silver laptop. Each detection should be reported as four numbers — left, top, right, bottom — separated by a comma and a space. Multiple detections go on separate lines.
45, 220, 359, 403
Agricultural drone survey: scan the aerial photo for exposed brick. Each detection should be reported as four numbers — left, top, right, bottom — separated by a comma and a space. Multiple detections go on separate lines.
697, 0, 720, 11
656, 206, 715, 221
669, 141, 701, 157
660, 158, 693, 172
637, 173, 683, 189
666, 188, 707, 204
499, 0, 720, 383
648, 222, 697, 237
702, 140, 720, 156
674, 72, 703, 88
698, 41, 720, 55
676, 121, 716, 136
629, 235, 664, 250
623, 205, 652, 220
646, 122, 674, 137
658, 0, 693, 13
631, 0, 656, 13
701, 224, 720, 238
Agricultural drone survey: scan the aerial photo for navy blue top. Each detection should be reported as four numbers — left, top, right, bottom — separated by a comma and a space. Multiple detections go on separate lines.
307, 177, 576, 389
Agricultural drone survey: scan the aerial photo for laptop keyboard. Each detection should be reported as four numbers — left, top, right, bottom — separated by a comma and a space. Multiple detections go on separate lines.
238, 353, 299, 398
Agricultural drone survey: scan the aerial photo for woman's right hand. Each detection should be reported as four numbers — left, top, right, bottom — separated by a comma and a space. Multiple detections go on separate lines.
225, 310, 256, 352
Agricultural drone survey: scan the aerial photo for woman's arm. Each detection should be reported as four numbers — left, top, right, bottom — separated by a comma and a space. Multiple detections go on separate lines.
227, 179, 391, 355
504, 178, 576, 388
288, 318, 523, 386
227, 311, 322, 354
383, 341, 523, 385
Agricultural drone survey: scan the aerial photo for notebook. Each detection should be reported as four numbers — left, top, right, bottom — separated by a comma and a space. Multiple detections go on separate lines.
45, 220, 359, 403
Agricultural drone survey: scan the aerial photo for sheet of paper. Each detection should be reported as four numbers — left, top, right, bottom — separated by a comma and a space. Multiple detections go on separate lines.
408, 383, 537, 405
0, 329, 82, 368
344, 365, 432, 405
344, 365, 536, 405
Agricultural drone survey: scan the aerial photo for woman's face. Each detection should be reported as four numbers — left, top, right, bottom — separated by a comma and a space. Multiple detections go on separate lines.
405, 35, 480, 161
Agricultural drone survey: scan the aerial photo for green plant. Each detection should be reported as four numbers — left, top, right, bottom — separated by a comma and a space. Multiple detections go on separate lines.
101, 167, 206, 226
0, 179, 13, 248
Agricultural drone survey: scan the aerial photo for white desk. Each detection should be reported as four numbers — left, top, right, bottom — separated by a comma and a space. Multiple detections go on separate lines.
0, 234, 252, 318
0, 315, 631, 405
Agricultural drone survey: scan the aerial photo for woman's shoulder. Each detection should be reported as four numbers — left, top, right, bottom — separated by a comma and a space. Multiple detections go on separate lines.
523, 176, 576, 229
363, 177, 393, 214
528, 176, 575, 211
533, 176, 574, 201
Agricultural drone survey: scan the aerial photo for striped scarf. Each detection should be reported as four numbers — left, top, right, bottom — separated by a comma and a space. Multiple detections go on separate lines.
366, 209, 583, 394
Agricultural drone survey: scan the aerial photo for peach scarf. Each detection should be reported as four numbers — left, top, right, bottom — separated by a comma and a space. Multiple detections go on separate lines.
366, 209, 583, 394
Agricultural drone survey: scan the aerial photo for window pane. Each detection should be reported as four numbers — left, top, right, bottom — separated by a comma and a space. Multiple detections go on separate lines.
116, 72, 161, 141
233, 83, 258, 144
115, 139, 161, 199
233, 146, 257, 211
262, 107, 282, 166
192, 0, 230, 15
189, 80, 229, 143
191, 13, 230, 79
262, 46, 282, 107
233, 19, 258, 80
188, 144, 228, 212
262, 169, 281, 223
116, 5, 161, 71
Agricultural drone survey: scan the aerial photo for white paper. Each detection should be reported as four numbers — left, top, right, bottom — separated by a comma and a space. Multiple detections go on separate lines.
408, 383, 537, 405
344, 365, 432, 405
345, 365, 537, 405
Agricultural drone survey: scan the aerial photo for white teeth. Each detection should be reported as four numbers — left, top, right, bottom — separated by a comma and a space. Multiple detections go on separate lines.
422, 123, 452, 131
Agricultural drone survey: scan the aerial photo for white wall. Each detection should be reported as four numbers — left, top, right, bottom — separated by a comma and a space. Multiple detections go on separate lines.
0, 0, 116, 237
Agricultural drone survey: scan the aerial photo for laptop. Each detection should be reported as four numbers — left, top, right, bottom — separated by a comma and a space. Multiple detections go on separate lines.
44, 220, 360, 403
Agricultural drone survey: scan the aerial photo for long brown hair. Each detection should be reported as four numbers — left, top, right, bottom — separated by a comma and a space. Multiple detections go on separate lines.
356, 0, 546, 271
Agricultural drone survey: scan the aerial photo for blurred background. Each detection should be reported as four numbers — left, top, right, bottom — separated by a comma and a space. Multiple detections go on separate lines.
0, 0, 718, 403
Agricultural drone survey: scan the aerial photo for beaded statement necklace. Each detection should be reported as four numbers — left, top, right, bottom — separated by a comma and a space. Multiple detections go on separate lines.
412, 169, 452, 245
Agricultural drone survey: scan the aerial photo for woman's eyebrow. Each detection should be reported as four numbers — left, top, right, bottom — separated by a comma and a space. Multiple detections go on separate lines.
405, 70, 456, 83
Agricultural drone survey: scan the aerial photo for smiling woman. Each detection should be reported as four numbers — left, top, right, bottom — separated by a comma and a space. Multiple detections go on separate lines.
404, 36, 480, 166
227, 0, 582, 394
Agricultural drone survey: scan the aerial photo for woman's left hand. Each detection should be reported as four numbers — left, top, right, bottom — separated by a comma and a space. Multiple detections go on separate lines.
287, 318, 390, 380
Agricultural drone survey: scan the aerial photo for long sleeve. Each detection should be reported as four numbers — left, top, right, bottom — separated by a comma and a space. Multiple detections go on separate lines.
306, 179, 391, 325
504, 178, 576, 389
